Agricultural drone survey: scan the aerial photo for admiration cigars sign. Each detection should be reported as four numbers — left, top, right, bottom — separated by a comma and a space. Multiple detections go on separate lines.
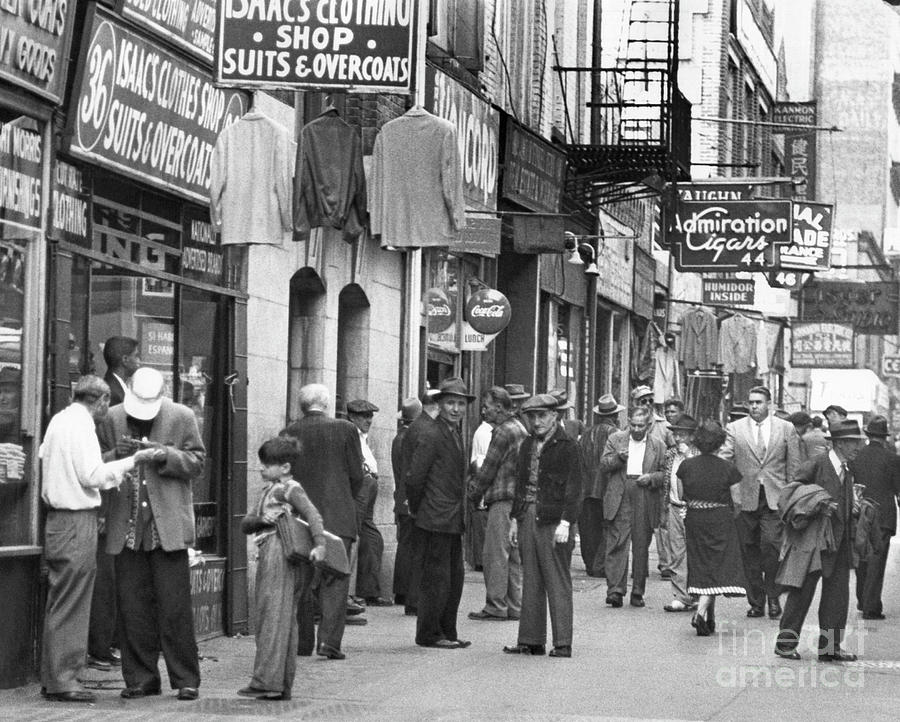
216, 0, 417, 91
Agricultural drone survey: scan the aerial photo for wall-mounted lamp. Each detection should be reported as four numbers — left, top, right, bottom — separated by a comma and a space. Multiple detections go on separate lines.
564, 231, 582, 264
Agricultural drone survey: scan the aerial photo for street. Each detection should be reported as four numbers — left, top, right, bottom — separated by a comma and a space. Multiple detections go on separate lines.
2, 540, 900, 721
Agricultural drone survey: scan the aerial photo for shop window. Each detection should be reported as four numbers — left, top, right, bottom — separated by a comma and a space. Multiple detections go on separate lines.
335, 284, 371, 406
287, 268, 326, 423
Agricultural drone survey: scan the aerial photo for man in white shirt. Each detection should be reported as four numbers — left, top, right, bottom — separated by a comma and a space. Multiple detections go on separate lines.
39, 376, 154, 703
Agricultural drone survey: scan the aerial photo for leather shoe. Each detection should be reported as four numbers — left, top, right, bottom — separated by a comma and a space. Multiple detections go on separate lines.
862, 612, 886, 620
548, 646, 571, 658
346, 600, 365, 616
606, 593, 623, 608
86, 655, 112, 672
317, 643, 346, 660
420, 639, 459, 649
664, 601, 696, 612
502, 643, 545, 655
630, 595, 645, 608
345, 616, 368, 625
818, 651, 857, 663
365, 597, 393, 607
177, 687, 199, 701
747, 606, 765, 618
767, 599, 782, 619
42, 689, 97, 703
121, 686, 161, 699
774, 647, 801, 661
452, 639, 472, 649
468, 610, 506, 621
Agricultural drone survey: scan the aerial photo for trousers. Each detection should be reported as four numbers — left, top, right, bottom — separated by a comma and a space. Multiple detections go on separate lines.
662, 507, 692, 605
517, 504, 574, 648
298, 537, 353, 653
88, 533, 117, 660
392, 515, 415, 602
736, 487, 783, 609
480, 500, 522, 618
42, 509, 98, 693
855, 529, 892, 616
115, 547, 200, 690
578, 497, 606, 576
415, 530, 464, 645
605, 478, 655, 597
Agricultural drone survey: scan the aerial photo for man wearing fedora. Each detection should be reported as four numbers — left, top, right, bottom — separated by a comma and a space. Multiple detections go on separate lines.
391, 397, 422, 607
468, 386, 526, 621
851, 415, 900, 620
577, 394, 624, 578
503, 394, 584, 657
660, 414, 700, 612
775, 420, 867, 662
504, 383, 530, 417
98, 367, 205, 700
601, 406, 667, 608
720, 385, 800, 620
405, 377, 473, 648
347, 399, 390, 607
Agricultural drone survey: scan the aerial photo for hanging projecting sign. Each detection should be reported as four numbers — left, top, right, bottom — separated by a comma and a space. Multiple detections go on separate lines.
118, 0, 217, 65
701, 278, 755, 306
501, 118, 566, 213
676, 183, 755, 202
799, 281, 899, 335
0, 0, 78, 104
772, 201, 832, 271
181, 206, 225, 286
215, 0, 418, 92
775, 101, 817, 201
671, 200, 792, 272
0, 119, 42, 230
461, 288, 511, 351
50, 160, 90, 246
66, 7, 249, 204
791, 323, 854, 368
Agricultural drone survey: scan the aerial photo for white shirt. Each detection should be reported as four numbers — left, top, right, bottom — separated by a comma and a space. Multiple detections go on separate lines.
829, 450, 844, 479
39, 403, 135, 510
357, 428, 378, 475
626, 436, 647, 476
470, 421, 493, 469
752, 415, 772, 451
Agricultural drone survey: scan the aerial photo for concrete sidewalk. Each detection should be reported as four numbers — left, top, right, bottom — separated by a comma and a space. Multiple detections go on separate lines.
3, 541, 900, 721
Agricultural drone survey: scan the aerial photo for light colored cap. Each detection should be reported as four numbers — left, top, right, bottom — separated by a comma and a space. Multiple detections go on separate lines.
124, 367, 165, 421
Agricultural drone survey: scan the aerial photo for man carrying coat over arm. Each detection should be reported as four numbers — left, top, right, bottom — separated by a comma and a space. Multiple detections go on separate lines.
502, 394, 584, 658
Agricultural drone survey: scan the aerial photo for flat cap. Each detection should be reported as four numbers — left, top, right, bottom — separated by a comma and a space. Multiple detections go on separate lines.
520, 394, 560, 413
630, 385, 653, 401
347, 399, 379, 415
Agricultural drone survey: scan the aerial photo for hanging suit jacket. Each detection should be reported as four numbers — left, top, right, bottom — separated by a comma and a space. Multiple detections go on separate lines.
293, 109, 368, 243
210, 111, 294, 245
720, 415, 801, 512
653, 345, 680, 404
369, 108, 466, 248
718, 314, 757, 373
775, 481, 837, 588
679, 308, 719, 370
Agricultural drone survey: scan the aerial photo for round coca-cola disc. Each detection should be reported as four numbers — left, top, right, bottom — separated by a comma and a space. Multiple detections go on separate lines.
465, 289, 511, 335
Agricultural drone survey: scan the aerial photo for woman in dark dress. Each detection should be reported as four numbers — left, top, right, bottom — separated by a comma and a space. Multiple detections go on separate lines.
676, 421, 746, 636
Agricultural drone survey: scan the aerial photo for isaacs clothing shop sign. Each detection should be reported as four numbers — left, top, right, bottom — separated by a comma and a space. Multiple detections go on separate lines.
65, 7, 249, 204
215, 0, 418, 92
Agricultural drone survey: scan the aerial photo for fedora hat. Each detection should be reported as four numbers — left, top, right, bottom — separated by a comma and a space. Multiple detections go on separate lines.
593, 394, 625, 416
864, 415, 890, 437
503, 383, 530, 400
520, 394, 559, 414
667, 413, 698, 432
124, 367, 165, 421
630, 385, 653, 401
435, 377, 475, 401
825, 420, 867, 441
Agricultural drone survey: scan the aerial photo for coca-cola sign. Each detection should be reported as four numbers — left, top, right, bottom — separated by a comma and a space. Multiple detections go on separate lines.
465, 289, 511, 335
424, 287, 455, 333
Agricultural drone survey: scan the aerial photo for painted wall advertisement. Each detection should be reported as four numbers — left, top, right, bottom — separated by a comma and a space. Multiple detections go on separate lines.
118, 0, 217, 65
215, 0, 417, 92
671, 200, 792, 271
0, 0, 78, 103
791, 322, 854, 368
799, 281, 899, 335
66, 7, 248, 204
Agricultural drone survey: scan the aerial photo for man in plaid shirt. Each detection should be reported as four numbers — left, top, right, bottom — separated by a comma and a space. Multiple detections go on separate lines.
467, 387, 528, 621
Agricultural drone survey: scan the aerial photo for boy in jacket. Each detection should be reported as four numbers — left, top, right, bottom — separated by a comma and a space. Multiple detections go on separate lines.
503, 394, 584, 658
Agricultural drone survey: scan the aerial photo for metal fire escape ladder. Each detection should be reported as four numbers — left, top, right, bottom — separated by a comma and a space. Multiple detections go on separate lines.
556, 0, 691, 208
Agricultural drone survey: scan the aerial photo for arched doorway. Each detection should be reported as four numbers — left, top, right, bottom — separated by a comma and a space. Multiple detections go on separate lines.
336, 284, 370, 408
287, 267, 326, 422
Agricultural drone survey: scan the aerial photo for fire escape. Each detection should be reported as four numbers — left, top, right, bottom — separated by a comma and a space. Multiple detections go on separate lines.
556, 0, 691, 207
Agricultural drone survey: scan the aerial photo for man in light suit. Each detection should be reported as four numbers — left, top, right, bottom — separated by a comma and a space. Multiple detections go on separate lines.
720, 385, 800, 619
99, 367, 205, 701
601, 407, 667, 608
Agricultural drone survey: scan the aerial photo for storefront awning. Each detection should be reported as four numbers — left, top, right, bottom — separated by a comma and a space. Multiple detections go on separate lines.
809, 369, 890, 416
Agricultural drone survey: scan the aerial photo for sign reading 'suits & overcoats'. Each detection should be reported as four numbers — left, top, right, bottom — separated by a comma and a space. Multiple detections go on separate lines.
0, 0, 78, 103
701, 278, 755, 306
215, 0, 417, 92
672, 200, 792, 272
791, 323, 854, 369
118, 0, 217, 65
66, 7, 248, 204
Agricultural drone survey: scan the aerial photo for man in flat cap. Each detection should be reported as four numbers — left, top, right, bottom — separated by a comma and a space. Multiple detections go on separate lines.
405, 378, 473, 648
391, 397, 421, 607
347, 399, 390, 606
577, 394, 624, 578
502, 394, 584, 658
